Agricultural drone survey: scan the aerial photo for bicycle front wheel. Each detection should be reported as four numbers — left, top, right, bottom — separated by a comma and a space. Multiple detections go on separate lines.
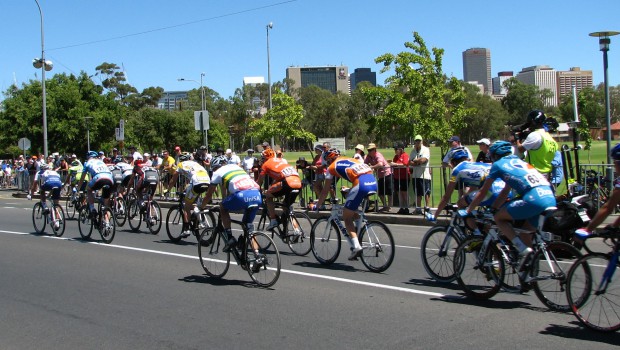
32, 202, 47, 234
286, 211, 313, 256
98, 207, 116, 244
127, 198, 142, 232
245, 231, 281, 288
420, 225, 462, 282
165, 207, 185, 242
454, 236, 504, 299
147, 201, 162, 235
50, 204, 65, 237
530, 241, 582, 312
198, 228, 230, 278
310, 218, 342, 265
567, 253, 620, 332
78, 207, 93, 239
358, 221, 395, 273
113, 197, 127, 227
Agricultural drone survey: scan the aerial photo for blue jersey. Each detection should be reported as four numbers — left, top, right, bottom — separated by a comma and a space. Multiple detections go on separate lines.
488, 155, 550, 196
34, 169, 62, 188
82, 158, 112, 178
450, 161, 490, 188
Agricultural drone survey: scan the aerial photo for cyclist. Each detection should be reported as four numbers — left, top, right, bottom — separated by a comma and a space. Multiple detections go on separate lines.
575, 143, 620, 242
76, 151, 114, 218
315, 148, 378, 260
462, 140, 556, 263
65, 159, 89, 193
203, 156, 262, 251
110, 156, 133, 197
256, 148, 302, 231
28, 163, 63, 228
127, 155, 159, 210
167, 152, 211, 238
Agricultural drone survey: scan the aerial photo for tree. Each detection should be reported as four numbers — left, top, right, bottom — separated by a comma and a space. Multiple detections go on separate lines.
94, 62, 137, 102
501, 78, 545, 126
460, 82, 510, 143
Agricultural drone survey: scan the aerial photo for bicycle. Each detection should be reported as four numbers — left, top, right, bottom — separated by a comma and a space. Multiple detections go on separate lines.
310, 194, 395, 272
126, 187, 162, 235
109, 190, 127, 227
453, 208, 582, 311
64, 185, 86, 220
31, 188, 65, 237
77, 189, 116, 244
256, 193, 313, 256
165, 192, 216, 243
198, 206, 281, 287
566, 228, 620, 332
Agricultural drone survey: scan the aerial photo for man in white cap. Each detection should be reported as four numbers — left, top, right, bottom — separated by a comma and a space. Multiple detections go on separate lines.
409, 135, 431, 214
475, 138, 492, 163
225, 148, 240, 166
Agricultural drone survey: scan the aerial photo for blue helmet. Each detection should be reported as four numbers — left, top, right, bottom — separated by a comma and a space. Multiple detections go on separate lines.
612, 143, 620, 162
449, 148, 469, 162
489, 141, 512, 158
86, 151, 99, 159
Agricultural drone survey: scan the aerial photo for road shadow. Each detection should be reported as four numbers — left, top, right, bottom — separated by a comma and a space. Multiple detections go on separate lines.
292, 260, 359, 272
404, 278, 463, 291
153, 239, 197, 246
431, 295, 531, 310
541, 323, 620, 345
179, 274, 274, 290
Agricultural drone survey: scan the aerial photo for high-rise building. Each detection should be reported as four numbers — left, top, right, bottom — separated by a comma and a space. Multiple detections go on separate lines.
350, 68, 376, 92
286, 66, 349, 94
462, 48, 492, 95
158, 91, 188, 110
515, 65, 558, 107
556, 67, 593, 102
492, 71, 514, 95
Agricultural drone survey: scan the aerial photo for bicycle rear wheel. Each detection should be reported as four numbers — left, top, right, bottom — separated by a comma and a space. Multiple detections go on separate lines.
165, 207, 185, 242
65, 196, 77, 219
32, 202, 47, 234
98, 207, 116, 244
78, 207, 93, 239
286, 211, 313, 256
245, 231, 281, 287
198, 228, 230, 278
127, 198, 142, 232
454, 237, 504, 299
113, 196, 127, 227
50, 204, 65, 237
530, 241, 581, 312
567, 253, 620, 332
358, 221, 395, 273
310, 218, 342, 265
147, 201, 162, 235
420, 225, 462, 282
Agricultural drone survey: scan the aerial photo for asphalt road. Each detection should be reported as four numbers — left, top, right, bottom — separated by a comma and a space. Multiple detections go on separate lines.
0, 192, 617, 349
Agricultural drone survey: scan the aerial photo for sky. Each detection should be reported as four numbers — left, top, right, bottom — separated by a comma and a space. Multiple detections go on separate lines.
2, 0, 619, 101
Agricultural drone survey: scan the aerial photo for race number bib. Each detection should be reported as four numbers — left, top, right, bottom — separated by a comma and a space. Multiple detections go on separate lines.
350, 163, 371, 175
524, 171, 549, 187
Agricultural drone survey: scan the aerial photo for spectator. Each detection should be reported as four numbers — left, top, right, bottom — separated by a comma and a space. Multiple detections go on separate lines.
365, 143, 392, 212
112, 148, 119, 159
173, 146, 182, 163
310, 144, 326, 201
242, 149, 257, 175
159, 150, 176, 198
550, 150, 563, 191
475, 138, 492, 163
408, 135, 431, 214
143, 153, 153, 166
391, 141, 410, 214
353, 144, 365, 161
151, 153, 160, 168
442, 135, 473, 168
262, 141, 271, 150
27, 156, 38, 190
225, 149, 241, 165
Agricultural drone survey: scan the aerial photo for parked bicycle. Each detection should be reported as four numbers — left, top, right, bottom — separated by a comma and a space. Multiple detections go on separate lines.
165, 193, 215, 243
256, 194, 313, 256
310, 195, 395, 272
198, 206, 281, 288
566, 227, 620, 332
78, 189, 116, 244
126, 187, 162, 235
31, 187, 65, 237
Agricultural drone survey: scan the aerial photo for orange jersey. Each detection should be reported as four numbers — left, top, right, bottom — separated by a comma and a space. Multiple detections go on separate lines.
326, 157, 373, 186
260, 158, 299, 181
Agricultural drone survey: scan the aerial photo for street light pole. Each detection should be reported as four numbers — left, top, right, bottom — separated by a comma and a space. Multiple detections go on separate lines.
84, 117, 92, 152
34, 0, 49, 159
267, 22, 274, 148
178, 75, 207, 146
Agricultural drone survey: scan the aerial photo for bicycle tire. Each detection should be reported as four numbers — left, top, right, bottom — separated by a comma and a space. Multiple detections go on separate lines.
65, 196, 77, 219
127, 198, 142, 232
50, 204, 65, 237
310, 218, 342, 265
147, 201, 162, 235
454, 236, 504, 299
286, 211, 313, 256
245, 231, 281, 287
165, 207, 185, 242
113, 196, 127, 227
358, 221, 395, 273
198, 228, 230, 278
32, 202, 47, 234
98, 207, 116, 244
78, 207, 93, 240
567, 253, 620, 332
420, 225, 462, 282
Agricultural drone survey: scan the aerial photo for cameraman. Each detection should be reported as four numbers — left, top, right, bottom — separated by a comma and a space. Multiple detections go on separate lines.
516, 110, 558, 181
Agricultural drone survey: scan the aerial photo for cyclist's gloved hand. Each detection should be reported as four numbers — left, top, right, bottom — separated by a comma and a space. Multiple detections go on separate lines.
27, 194, 32, 200
574, 228, 591, 242
457, 209, 471, 218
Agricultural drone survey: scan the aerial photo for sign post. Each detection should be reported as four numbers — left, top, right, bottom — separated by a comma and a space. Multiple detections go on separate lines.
194, 110, 210, 147
18, 137, 31, 158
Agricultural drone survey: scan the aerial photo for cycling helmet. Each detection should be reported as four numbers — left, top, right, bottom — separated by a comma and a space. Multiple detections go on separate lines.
489, 141, 513, 158
39, 163, 49, 170
71, 160, 80, 166
449, 148, 469, 162
527, 110, 546, 126
113, 156, 124, 164
324, 148, 341, 163
86, 151, 98, 159
178, 152, 191, 162
612, 143, 620, 162
211, 155, 227, 171
262, 148, 275, 160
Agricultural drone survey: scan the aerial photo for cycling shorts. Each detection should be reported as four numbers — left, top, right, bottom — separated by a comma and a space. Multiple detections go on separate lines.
222, 189, 262, 223
344, 174, 378, 211
502, 186, 556, 227
41, 180, 63, 200
88, 174, 113, 198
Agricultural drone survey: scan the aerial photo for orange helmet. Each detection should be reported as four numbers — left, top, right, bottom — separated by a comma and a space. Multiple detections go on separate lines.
324, 148, 340, 163
262, 148, 275, 160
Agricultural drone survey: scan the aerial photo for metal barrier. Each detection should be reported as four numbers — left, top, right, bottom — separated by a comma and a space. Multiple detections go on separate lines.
576, 163, 616, 210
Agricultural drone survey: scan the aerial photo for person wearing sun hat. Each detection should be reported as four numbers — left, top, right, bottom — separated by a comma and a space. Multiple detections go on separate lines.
364, 142, 392, 212
353, 144, 365, 161
475, 138, 492, 163
409, 135, 431, 214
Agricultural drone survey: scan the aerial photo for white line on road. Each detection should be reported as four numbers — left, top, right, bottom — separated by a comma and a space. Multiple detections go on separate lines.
0, 229, 445, 298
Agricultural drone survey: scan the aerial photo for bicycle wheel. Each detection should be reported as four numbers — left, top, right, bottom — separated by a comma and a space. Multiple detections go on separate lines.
454, 236, 504, 299
78, 207, 93, 239
286, 211, 313, 256
198, 228, 230, 278
420, 225, 462, 282
98, 207, 116, 244
65, 196, 77, 219
358, 221, 395, 273
32, 202, 47, 234
113, 196, 127, 227
567, 253, 620, 332
147, 201, 162, 235
310, 218, 342, 265
50, 204, 65, 237
165, 207, 185, 242
528, 241, 582, 312
127, 198, 142, 232
245, 231, 281, 287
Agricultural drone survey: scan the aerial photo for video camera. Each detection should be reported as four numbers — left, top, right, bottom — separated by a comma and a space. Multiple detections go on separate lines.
510, 117, 559, 141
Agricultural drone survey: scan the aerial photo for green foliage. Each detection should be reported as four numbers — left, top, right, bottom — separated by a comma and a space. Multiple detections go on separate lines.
501, 78, 545, 125
460, 82, 510, 143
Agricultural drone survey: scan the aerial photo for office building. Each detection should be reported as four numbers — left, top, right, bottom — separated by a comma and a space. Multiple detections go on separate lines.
462, 48, 492, 95
286, 66, 349, 94
556, 67, 593, 102
350, 68, 376, 92
515, 65, 558, 107
492, 71, 514, 95
158, 91, 188, 111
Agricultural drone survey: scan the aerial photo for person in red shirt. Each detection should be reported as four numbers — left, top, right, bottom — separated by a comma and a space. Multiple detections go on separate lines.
391, 142, 410, 214
256, 149, 302, 230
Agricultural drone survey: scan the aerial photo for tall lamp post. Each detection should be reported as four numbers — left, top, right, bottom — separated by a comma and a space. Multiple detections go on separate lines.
178, 73, 206, 146
33, 0, 53, 159
84, 117, 93, 151
266, 22, 274, 148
